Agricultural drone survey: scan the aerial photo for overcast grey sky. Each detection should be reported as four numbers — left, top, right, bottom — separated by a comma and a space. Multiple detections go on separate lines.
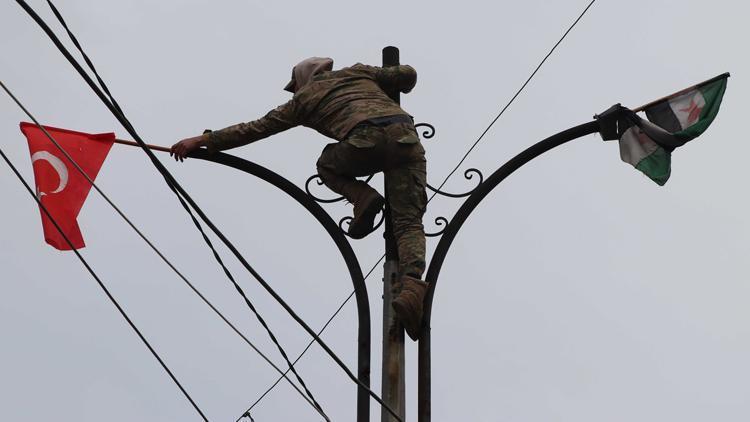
2, 0, 749, 421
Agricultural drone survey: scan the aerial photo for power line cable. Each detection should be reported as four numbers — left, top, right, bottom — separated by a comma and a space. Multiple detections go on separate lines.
40, 2, 338, 417
170, 168, 330, 420
239, 256, 384, 420
23, 2, 329, 416
0, 79, 329, 421
16, 1, 400, 419
27, 0, 597, 415
429, 0, 597, 199
0, 145, 209, 422
244, 0, 598, 413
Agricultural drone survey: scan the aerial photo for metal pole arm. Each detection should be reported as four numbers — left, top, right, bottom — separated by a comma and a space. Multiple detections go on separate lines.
423, 120, 599, 314
418, 120, 600, 422
188, 149, 376, 422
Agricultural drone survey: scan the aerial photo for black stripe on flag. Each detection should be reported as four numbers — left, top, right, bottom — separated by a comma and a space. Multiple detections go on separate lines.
645, 101, 681, 133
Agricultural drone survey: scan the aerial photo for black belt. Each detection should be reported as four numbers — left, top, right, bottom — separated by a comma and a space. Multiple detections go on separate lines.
358, 114, 414, 127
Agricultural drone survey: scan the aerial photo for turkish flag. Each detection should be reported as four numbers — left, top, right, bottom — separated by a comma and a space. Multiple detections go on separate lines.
20, 122, 114, 250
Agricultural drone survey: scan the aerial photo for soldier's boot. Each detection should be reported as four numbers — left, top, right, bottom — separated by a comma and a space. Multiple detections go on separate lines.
341, 180, 385, 239
392, 275, 428, 341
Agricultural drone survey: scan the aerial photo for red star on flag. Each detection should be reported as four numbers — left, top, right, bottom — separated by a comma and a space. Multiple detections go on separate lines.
679, 98, 703, 126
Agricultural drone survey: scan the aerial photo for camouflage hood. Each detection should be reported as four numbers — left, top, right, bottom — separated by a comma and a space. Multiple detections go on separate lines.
284, 57, 334, 93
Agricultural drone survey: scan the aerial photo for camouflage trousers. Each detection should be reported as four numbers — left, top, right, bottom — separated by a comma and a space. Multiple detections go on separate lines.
316, 121, 427, 279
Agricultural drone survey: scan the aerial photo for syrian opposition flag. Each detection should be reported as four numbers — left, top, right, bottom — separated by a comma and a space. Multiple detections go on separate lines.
20, 123, 114, 250
602, 73, 728, 185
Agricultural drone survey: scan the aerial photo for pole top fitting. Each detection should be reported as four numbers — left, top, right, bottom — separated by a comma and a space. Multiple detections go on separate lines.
382, 46, 399, 66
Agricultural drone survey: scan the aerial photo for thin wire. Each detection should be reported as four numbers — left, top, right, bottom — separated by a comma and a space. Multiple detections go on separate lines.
244, 0, 598, 414
430, 0, 597, 198
23, 0, 598, 415
240, 255, 384, 420
0, 146, 209, 422
44, 0, 126, 121
27, 0, 330, 416
168, 169, 330, 420
0, 79, 328, 420
6, 55, 330, 421
16, 1, 400, 418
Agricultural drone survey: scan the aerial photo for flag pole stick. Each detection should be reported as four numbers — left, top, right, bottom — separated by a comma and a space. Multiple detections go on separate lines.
632, 72, 729, 113
115, 138, 171, 153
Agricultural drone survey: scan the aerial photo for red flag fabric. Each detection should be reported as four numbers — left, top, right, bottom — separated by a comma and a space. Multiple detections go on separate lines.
20, 122, 114, 250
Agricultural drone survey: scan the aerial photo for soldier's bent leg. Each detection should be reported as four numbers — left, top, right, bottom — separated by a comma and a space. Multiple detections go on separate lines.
384, 148, 427, 279
316, 141, 384, 195
317, 143, 356, 194
387, 148, 428, 341
317, 141, 386, 238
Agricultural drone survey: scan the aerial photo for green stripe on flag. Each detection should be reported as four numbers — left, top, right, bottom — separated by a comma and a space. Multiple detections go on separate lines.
635, 147, 671, 186
674, 77, 727, 142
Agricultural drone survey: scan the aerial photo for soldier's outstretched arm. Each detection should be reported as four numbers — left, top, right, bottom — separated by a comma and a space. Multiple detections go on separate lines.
170, 132, 208, 162
170, 100, 299, 161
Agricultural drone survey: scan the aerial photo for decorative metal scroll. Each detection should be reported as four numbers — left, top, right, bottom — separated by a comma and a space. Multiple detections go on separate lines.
305, 123, 434, 206
422, 168, 484, 237
424, 217, 448, 237
305, 173, 382, 238
304, 121, 478, 240
305, 174, 375, 204
339, 213, 386, 239
426, 168, 484, 198
415, 122, 435, 139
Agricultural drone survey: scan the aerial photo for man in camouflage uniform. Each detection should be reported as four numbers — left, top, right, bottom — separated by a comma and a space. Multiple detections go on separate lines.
171, 57, 428, 340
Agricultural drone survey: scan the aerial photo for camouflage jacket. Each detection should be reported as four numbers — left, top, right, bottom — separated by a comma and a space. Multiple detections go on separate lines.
206, 63, 417, 151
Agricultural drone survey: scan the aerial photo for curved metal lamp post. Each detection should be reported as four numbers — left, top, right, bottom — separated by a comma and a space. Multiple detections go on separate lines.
190, 150, 373, 422
186, 46, 721, 422
417, 121, 601, 421
190, 46, 602, 422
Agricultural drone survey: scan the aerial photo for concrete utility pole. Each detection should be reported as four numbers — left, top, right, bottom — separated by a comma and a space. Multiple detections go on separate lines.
381, 45, 406, 422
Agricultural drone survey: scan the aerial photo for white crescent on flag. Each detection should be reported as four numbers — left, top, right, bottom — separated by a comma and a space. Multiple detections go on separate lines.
31, 150, 68, 197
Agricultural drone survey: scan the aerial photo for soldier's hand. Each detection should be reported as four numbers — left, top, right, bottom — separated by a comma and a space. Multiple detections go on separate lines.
170, 135, 206, 162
